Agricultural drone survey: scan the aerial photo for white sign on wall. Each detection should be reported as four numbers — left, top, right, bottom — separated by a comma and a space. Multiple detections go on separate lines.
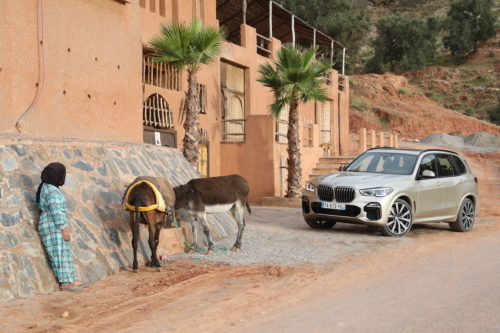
154, 132, 161, 146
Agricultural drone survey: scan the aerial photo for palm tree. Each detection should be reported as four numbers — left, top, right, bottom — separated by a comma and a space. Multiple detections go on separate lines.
257, 44, 331, 198
149, 19, 226, 168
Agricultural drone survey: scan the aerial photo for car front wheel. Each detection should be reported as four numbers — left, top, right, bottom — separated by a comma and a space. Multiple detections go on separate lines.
449, 198, 475, 232
305, 218, 337, 229
381, 199, 413, 237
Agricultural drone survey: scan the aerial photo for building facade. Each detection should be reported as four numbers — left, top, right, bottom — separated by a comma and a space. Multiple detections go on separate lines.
0, 0, 350, 203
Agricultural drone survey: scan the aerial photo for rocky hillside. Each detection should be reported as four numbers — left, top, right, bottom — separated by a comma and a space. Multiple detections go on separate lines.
349, 73, 500, 139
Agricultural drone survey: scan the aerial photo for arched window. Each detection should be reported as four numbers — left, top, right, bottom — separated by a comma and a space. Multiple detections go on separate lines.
143, 93, 174, 129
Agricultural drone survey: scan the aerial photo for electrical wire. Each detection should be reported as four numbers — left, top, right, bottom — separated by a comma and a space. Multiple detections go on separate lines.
16, 0, 46, 133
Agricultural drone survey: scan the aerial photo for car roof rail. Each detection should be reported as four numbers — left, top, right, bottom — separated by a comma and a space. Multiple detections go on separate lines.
364, 147, 458, 155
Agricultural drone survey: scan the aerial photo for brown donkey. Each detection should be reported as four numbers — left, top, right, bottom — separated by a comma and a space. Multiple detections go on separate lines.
124, 177, 175, 273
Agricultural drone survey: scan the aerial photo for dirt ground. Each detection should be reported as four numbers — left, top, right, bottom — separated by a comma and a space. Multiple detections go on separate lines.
2, 142, 500, 333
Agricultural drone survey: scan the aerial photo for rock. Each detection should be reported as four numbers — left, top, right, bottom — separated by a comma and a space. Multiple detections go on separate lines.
89, 176, 110, 188
125, 160, 140, 176
62, 311, 69, 318
81, 184, 96, 202
20, 174, 40, 188
1, 209, 23, 227
21, 256, 37, 282
63, 150, 72, 159
2, 156, 18, 171
0, 288, 15, 302
74, 219, 98, 243
18, 227, 35, 239
107, 227, 122, 247
61, 190, 77, 213
65, 174, 77, 191
94, 204, 116, 222
16, 271, 36, 298
85, 266, 99, 282
98, 189, 122, 205
21, 243, 42, 257
74, 149, 83, 157
11, 145, 26, 156
80, 207, 101, 226
72, 161, 94, 172
97, 163, 108, 177
6, 194, 22, 207
72, 248, 95, 264
0, 231, 19, 248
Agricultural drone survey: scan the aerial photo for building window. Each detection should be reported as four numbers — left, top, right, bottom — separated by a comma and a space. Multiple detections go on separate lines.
303, 119, 314, 147
197, 83, 207, 114
143, 55, 181, 91
198, 129, 209, 178
220, 62, 246, 142
143, 93, 174, 129
159, 0, 166, 17
318, 101, 331, 144
276, 106, 289, 144
150, 0, 156, 13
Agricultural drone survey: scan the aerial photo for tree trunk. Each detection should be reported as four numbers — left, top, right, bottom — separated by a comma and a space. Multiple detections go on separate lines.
473, 42, 478, 54
182, 70, 200, 169
286, 101, 303, 198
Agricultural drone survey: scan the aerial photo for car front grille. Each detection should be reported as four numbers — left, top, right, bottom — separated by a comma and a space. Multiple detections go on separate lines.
311, 203, 361, 217
335, 187, 356, 203
317, 186, 334, 201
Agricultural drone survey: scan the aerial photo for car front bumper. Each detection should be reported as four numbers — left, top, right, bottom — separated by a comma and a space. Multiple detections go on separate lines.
302, 189, 400, 227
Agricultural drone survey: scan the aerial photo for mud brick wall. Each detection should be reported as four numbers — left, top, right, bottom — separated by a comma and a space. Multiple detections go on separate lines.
0, 134, 237, 302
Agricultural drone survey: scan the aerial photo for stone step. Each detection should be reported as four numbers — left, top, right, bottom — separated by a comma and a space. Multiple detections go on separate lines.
316, 162, 345, 169
312, 168, 342, 175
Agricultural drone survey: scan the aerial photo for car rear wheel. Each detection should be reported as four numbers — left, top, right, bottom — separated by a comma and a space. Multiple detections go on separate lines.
449, 198, 475, 232
381, 199, 413, 237
304, 218, 337, 229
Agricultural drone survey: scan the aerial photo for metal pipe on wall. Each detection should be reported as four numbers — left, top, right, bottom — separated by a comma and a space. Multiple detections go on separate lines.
291, 15, 295, 46
269, 1, 273, 38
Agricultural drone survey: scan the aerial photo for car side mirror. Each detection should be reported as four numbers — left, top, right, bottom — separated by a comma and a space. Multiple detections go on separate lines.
339, 165, 346, 171
421, 170, 436, 178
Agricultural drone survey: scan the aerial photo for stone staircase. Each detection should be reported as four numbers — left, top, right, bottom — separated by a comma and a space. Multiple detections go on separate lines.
309, 155, 357, 180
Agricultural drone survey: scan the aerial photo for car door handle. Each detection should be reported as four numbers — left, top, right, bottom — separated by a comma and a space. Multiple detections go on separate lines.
436, 182, 442, 186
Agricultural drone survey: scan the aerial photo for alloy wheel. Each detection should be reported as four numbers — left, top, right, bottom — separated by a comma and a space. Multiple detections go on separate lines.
460, 200, 475, 231
386, 201, 412, 235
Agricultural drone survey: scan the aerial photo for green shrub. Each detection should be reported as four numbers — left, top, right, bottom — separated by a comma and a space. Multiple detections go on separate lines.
350, 96, 371, 112
398, 87, 411, 96
430, 95, 442, 103
465, 107, 475, 116
488, 98, 500, 125
349, 77, 356, 86
488, 51, 495, 58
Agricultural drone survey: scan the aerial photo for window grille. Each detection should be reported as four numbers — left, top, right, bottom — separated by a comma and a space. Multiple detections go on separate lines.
318, 101, 331, 144
303, 118, 314, 147
142, 55, 181, 91
143, 93, 174, 129
275, 105, 289, 143
197, 83, 207, 114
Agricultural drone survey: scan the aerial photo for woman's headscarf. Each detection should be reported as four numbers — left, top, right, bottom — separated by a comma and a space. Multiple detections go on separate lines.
35, 162, 66, 203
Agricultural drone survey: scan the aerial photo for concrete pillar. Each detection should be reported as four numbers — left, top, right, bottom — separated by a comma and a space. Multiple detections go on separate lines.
379, 131, 384, 147
394, 134, 398, 148
369, 130, 376, 148
389, 134, 394, 147
359, 128, 366, 154
269, 37, 282, 61
240, 24, 256, 50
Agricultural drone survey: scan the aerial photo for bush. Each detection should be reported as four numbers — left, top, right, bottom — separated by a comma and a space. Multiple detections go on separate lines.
350, 96, 371, 112
465, 107, 475, 116
488, 99, 500, 125
488, 51, 495, 58
349, 77, 356, 86
399, 87, 411, 96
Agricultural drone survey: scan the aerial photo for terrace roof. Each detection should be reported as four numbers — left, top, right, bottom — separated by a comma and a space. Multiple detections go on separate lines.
216, 0, 344, 49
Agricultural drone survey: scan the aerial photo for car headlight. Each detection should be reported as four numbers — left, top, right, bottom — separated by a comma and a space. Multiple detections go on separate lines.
305, 182, 316, 192
359, 187, 393, 197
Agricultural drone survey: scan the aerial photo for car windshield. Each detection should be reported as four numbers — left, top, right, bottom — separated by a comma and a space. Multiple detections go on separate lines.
346, 152, 418, 175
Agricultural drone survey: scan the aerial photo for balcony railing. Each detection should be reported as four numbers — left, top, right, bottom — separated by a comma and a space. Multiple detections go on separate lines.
256, 33, 271, 58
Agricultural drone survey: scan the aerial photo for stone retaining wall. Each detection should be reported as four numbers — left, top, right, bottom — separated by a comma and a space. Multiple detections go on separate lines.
0, 134, 237, 302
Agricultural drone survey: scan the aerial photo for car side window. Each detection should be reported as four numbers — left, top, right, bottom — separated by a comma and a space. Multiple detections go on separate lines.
451, 155, 467, 175
419, 154, 438, 176
437, 154, 456, 177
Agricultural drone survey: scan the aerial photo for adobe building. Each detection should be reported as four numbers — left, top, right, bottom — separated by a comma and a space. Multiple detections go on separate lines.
0, 0, 350, 203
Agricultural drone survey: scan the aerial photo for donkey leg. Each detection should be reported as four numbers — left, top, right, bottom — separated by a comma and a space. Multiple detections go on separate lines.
188, 215, 198, 253
130, 211, 140, 273
197, 212, 215, 254
153, 220, 163, 272
230, 202, 245, 252
146, 211, 161, 271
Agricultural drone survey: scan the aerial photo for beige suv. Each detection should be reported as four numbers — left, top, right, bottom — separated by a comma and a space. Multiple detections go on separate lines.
302, 148, 479, 236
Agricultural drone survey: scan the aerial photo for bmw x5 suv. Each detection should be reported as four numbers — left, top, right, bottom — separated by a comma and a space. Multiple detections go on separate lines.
302, 148, 479, 236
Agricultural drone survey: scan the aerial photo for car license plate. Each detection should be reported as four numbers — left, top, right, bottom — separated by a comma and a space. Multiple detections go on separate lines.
321, 202, 346, 210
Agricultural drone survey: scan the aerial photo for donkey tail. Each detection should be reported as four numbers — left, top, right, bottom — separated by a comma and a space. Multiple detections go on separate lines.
134, 196, 141, 224
246, 200, 251, 215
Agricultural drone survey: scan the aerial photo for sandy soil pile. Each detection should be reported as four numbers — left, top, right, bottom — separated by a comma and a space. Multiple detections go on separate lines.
420, 131, 500, 151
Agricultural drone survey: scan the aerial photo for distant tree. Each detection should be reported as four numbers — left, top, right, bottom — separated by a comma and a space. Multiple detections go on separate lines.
443, 0, 497, 55
487, 98, 500, 125
149, 19, 225, 168
364, 13, 441, 73
257, 45, 331, 198
277, 0, 371, 75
